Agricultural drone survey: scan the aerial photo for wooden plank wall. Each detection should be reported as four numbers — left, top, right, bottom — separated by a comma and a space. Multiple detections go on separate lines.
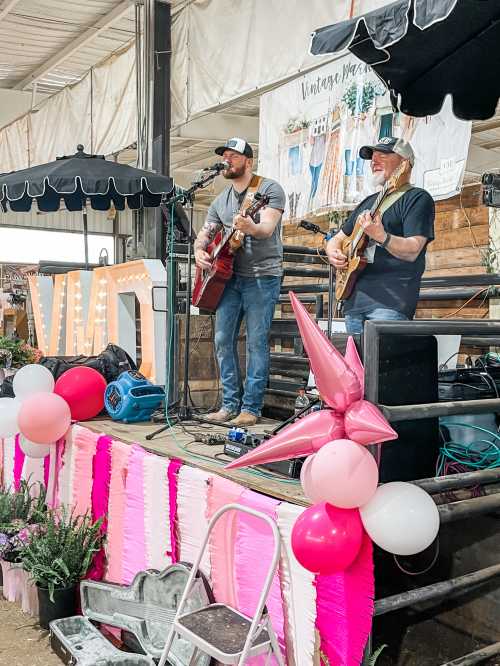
416, 184, 489, 319
281, 183, 490, 320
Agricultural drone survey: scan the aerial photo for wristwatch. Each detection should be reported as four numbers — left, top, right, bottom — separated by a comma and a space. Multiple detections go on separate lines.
378, 232, 391, 249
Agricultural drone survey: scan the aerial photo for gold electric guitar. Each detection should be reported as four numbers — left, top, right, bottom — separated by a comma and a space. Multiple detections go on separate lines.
335, 161, 411, 301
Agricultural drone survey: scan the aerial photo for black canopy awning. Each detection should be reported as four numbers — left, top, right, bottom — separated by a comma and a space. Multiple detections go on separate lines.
310, 0, 500, 120
0, 144, 174, 213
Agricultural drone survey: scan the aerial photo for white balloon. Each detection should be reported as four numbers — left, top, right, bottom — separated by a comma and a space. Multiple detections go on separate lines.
0, 397, 22, 438
13, 364, 54, 399
19, 435, 52, 459
360, 482, 440, 556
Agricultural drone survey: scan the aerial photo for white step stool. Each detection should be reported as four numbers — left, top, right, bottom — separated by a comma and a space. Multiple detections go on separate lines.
157, 503, 285, 666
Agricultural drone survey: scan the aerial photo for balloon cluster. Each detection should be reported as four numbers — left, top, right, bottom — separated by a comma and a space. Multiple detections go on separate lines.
226, 293, 440, 573
0, 364, 107, 457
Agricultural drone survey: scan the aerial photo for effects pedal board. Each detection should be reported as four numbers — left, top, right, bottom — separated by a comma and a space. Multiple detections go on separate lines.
223, 428, 303, 479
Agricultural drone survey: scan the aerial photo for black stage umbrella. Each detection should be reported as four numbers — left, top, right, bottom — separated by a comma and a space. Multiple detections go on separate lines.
310, 0, 500, 121
0, 144, 174, 266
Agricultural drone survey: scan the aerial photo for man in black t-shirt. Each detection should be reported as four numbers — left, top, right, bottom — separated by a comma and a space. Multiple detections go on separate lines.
326, 137, 435, 334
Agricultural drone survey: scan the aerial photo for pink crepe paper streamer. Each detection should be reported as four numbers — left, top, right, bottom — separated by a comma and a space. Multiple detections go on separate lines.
87, 435, 112, 581
71, 427, 99, 516
43, 454, 50, 488
105, 440, 131, 583
315, 533, 374, 666
235, 489, 286, 666
122, 445, 148, 585
206, 476, 243, 607
167, 459, 182, 563
13, 434, 25, 491
47, 437, 66, 509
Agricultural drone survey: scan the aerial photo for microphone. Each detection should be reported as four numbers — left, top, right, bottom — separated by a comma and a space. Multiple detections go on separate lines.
203, 161, 229, 173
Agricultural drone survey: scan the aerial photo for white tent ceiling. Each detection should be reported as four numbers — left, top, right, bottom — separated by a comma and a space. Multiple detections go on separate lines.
0, 0, 135, 95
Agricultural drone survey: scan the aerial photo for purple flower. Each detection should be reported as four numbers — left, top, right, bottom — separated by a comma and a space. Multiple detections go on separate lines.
0, 532, 12, 558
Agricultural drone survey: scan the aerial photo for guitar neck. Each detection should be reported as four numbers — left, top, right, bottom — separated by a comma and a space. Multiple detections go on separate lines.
350, 180, 394, 251
370, 181, 390, 216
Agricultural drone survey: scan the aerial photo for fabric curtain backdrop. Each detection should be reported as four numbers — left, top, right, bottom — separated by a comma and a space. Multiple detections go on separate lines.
30, 76, 92, 170
0, 44, 136, 173
170, 0, 393, 126
310, 0, 500, 120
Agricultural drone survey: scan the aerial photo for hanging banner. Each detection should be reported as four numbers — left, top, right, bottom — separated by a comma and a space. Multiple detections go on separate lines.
259, 55, 472, 220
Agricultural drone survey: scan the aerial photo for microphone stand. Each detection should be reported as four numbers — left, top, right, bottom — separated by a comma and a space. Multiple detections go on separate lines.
147, 167, 223, 440
297, 219, 337, 339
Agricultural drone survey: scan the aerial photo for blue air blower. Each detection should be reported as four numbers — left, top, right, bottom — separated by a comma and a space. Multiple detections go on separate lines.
104, 371, 165, 423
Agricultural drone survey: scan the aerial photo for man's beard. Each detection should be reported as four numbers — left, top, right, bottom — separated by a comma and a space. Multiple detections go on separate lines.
370, 171, 386, 188
224, 164, 246, 179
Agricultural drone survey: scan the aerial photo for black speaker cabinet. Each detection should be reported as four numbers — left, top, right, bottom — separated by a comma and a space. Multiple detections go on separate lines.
376, 335, 439, 483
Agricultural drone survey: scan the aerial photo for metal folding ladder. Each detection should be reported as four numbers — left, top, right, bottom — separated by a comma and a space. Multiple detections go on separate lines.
157, 503, 286, 666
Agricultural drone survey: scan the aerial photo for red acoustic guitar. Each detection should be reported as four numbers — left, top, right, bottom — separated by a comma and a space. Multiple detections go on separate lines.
192, 192, 270, 311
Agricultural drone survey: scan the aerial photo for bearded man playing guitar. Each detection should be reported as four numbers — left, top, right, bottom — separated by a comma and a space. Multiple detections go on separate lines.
326, 137, 435, 335
194, 137, 286, 426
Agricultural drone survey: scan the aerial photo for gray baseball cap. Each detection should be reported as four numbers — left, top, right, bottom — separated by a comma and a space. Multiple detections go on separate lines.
359, 137, 415, 166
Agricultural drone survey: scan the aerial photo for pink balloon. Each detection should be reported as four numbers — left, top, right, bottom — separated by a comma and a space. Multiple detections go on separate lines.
344, 336, 365, 395
344, 400, 398, 446
225, 409, 345, 470
291, 502, 363, 575
311, 439, 379, 508
300, 454, 324, 503
18, 392, 71, 444
290, 292, 361, 411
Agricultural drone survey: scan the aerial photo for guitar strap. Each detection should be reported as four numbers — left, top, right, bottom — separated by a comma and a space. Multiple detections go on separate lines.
378, 182, 413, 217
239, 174, 263, 215
365, 183, 413, 263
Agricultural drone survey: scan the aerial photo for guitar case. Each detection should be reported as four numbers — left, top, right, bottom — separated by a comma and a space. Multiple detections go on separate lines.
50, 562, 214, 665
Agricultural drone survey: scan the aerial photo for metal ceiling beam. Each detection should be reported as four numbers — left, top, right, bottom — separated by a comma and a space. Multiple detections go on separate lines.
13, 1, 134, 91
0, 0, 22, 21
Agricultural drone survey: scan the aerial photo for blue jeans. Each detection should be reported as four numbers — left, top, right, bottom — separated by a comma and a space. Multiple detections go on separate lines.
215, 275, 281, 416
344, 308, 409, 334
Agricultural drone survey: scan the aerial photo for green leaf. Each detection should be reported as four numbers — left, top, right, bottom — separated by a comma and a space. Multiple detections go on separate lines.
369, 645, 388, 666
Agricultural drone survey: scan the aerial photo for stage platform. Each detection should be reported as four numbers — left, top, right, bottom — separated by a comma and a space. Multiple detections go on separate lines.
87, 416, 308, 506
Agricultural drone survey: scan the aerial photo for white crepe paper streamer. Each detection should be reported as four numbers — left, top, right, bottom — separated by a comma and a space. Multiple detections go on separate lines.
177, 465, 211, 579
276, 502, 317, 666
57, 425, 76, 508
143, 453, 171, 570
22, 453, 45, 489
2, 435, 15, 490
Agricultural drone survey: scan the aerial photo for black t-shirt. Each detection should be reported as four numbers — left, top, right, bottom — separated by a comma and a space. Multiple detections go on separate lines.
341, 187, 435, 318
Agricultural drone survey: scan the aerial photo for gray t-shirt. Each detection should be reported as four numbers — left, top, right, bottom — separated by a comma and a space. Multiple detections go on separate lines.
205, 176, 286, 277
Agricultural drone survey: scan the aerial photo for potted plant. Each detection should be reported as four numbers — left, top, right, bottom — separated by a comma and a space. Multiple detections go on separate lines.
0, 481, 46, 553
20, 508, 103, 629
0, 481, 46, 610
